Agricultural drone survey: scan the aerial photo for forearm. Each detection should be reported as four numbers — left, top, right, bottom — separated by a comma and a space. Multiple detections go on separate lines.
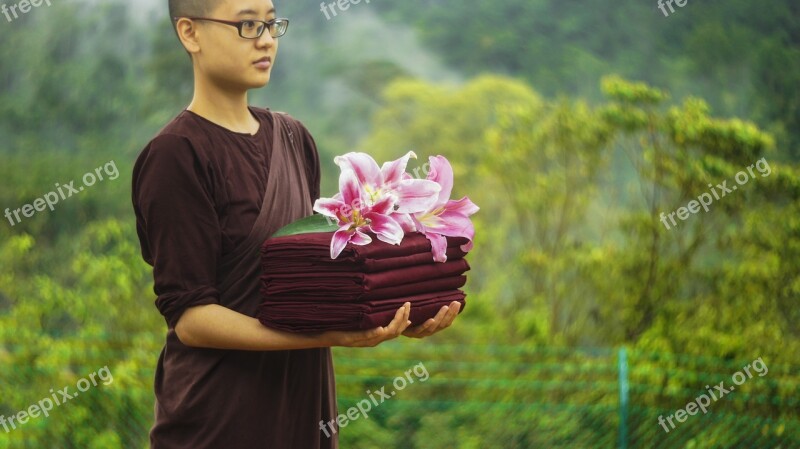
175, 303, 331, 351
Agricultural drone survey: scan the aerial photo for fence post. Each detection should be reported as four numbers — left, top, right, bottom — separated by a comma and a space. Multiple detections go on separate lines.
618, 347, 629, 449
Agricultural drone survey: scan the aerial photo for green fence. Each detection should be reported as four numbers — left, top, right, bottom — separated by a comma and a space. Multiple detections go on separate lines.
334, 344, 799, 448
0, 341, 797, 448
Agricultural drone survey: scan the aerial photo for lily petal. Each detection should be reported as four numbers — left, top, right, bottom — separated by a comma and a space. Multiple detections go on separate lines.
415, 212, 476, 256
313, 197, 346, 221
427, 211, 476, 241
365, 212, 404, 245
425, 232, 449, 263
335, 152, 383, 189
444, 196, 480, 217
370, 193, 397, 216
414, 211, 447, 232
338, 168, 364, 211
426, 155, 454, 207
392, 179, 441, 214
380, 151, 417, 185
350, 229, 372, 246
410, 214, 425, 233
392, 213, 418, 233
331, 227, 354, 259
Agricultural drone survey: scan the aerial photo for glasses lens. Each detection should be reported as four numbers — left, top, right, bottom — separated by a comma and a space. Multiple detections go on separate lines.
270, 19, 288, 37
240, 20, 264, 38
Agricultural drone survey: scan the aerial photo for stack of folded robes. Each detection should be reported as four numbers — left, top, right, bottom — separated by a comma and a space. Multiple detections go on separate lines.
257, 231, 471, 332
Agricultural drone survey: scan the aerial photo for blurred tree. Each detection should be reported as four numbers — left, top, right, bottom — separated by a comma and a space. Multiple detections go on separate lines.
362, 74, 798, 366
0, 220, 158, 448
372, 0, 800, 159
0, 1, 798, 447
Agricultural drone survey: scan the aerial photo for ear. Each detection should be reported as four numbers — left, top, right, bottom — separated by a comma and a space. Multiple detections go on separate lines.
175, 18, 201, 56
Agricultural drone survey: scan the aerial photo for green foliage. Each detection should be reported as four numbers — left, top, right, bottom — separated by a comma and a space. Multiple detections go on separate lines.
0, 1, 797, 447
373, 0, 800, 159
342, 74, 799, 445
0, 220, 158, 448
331, 344, 800, 448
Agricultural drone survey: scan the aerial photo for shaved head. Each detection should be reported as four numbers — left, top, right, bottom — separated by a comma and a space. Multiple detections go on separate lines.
168, 0, 224, 19
168, 0, 225, 54
166, 0, 280, 94
169, 0, 279, 63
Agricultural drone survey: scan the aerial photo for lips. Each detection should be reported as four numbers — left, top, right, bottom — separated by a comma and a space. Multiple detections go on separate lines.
254, 57, 272, 70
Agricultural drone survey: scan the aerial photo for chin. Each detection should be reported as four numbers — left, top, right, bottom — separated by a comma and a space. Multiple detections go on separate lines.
249, 72, 272, 89
251, 79, 271, 89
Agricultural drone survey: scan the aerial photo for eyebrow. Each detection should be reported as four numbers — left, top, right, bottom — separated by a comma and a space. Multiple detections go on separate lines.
236, 8, 276, 17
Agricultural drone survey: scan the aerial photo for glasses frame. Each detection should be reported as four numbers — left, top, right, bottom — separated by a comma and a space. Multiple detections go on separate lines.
173, 17, 290, 39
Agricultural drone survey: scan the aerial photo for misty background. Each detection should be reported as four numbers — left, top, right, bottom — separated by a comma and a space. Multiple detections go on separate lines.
0, 0, 798, 447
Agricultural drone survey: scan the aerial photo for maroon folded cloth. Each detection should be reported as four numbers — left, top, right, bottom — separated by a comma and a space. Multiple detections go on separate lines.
262, 275, 467, 303
258, 231, 472, 333
261, 231, 470, 273
264, 246, 468, 274
258, 290, 467, 332
262, 258, 470, 296
359, 297, 466, 330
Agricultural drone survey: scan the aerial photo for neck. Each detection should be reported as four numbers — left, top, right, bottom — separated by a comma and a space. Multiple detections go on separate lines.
187, 72, 260, 135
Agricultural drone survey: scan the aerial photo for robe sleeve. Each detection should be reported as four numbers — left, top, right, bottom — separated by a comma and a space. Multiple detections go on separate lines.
297, 120, 321, 204
132, 133, 222, 329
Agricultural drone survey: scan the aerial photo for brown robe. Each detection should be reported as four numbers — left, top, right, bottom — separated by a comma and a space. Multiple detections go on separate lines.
132, 107, 338, 449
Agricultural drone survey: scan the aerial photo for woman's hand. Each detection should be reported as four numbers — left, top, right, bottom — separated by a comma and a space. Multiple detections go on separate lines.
323, 302, 412, 347
402, 301, 461, 339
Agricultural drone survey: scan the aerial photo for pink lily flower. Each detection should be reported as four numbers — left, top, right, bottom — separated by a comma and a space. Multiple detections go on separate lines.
334, 151, 441, 214
313, 168, 403, 259
411, 156, 480, 262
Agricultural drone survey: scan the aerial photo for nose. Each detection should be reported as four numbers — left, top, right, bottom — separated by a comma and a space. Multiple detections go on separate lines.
255, 30, 276, 48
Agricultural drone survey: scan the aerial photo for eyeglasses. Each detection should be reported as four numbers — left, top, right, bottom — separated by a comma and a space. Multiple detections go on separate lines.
174, 17, 290, 39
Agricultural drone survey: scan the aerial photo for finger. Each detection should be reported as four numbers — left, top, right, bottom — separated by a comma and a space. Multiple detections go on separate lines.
438, 302, 461, 328
355, 327, 394, 346
404, 312, 443, 339
421, 303, 450, 330
398, 302, 411, 331
402, 331, 422, 339
402, 322, 431, 338
347, 303, 412, 346
401, 302, 412, 332
423, 305, 450, 333
383, 302, 411, 338
430, 303, 459, 333
345, 328, 385, 346
416, 302, 461, 337
384, 303, 408, 332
